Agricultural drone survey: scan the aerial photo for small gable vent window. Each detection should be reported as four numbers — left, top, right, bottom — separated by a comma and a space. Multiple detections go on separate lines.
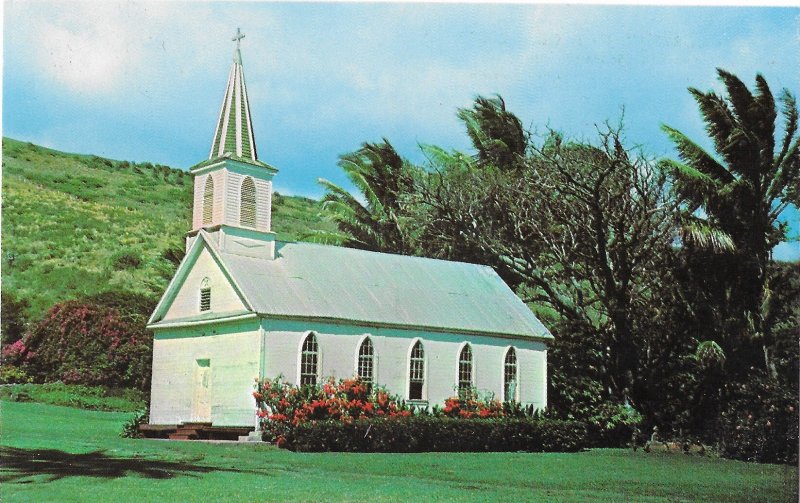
203, 176, 215, 225
300, 333, 319, 386
458, 344, 474, 399
199, 278, 211, 312
409, 341, 425, 400
504, 347, 518, 402
357, 337, 374, 390
239, 177, 257, 228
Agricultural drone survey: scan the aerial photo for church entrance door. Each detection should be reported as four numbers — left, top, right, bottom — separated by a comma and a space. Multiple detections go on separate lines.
192, 359, 211, 422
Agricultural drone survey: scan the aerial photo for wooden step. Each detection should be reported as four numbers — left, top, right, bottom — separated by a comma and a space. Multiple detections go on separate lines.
175, 428, 201, 435
168, 434, 195, 440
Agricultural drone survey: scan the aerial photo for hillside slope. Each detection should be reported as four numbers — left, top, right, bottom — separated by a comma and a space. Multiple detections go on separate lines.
1, 138, 336, 319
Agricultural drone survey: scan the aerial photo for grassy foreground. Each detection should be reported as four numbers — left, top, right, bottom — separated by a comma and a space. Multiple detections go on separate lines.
0, 401, 796, 502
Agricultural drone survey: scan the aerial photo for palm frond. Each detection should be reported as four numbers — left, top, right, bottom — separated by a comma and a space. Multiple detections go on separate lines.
716, 69, 757, 127
775, 89, 799, 169
753, 73, 777, 137
688, 88, 741, 169
301, 229, 348, 245
680, 220, 735, 252
661, 125, 734, 184
695, 340, 726, 368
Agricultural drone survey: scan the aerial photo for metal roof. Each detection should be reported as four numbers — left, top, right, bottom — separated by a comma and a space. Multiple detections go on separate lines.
219, 241, 552, 340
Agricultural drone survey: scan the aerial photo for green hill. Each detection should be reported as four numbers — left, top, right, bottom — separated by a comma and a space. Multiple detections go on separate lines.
1, 137, 336, 319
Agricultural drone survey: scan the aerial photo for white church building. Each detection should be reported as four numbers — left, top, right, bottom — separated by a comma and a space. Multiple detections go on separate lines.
146, 31, 553, 431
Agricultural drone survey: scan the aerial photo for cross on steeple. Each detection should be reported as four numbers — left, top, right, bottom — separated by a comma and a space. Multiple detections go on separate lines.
232, 28, 245, 49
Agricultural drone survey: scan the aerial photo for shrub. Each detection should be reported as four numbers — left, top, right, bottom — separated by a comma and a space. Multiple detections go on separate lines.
109, 250, 143, 270
718, 373, 798, 464
284, 416, 587, 453
255, 377, 414, 445
0, 383, 147, 412
13, 299, 153, 390
1, 289, 29, 345
254, 376, 587, 452
0, 365, 32, 384
161, 244, 185, 266
121, 408, 150, 438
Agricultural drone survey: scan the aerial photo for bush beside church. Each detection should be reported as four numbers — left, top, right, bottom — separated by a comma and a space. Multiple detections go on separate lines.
254, 376, 587, 452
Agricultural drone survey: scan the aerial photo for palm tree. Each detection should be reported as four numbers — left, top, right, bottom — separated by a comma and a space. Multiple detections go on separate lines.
457, 95, 528, 170
315, 140, 418, 255
662, 68, 799, 374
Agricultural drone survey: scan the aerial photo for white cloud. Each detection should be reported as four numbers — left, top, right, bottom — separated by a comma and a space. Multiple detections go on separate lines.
20, 2, 148, 93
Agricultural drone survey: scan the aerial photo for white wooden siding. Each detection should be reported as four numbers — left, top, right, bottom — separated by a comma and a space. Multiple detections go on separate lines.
262, 319, 548, 409
162, 247, 246, 320
149, 321, 261, 426
192, 174, 206, 230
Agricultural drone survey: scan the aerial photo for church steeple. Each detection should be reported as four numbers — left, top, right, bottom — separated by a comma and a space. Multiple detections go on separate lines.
187, 29, 277, 260
209, 28, 258, 163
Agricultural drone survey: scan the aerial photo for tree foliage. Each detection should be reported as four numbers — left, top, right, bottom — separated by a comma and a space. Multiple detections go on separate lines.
662, 68, 800, 375
317, 140, 419, 254
457, 94, 528, 170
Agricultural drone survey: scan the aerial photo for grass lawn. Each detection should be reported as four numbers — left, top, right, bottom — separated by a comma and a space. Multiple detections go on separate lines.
0, 401, 796, 502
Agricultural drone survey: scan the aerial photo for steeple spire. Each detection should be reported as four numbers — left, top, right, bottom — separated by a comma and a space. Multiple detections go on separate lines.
209, 28, 258, 162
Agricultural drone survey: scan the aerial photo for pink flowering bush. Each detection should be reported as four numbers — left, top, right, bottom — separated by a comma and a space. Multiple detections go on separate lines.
7, 299, 153, 390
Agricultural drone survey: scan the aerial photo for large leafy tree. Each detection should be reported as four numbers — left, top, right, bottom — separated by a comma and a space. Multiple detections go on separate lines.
317, 140, 418, 255
500, 125, 681, 408
419, 114, 686, 421
662, 69, 799, 374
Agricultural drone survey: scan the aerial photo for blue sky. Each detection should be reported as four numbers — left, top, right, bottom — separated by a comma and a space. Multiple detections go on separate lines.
3, 1, 799, 259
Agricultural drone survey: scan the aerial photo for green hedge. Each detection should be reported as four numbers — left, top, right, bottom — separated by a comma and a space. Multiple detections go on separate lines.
283, 416, 588, 453
0, 383, 147, 412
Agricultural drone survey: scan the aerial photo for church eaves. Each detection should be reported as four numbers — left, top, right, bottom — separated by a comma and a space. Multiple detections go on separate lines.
208, 28, 258, 164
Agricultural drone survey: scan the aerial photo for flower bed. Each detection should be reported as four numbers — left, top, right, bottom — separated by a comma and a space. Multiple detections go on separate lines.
253, 377, 587, 452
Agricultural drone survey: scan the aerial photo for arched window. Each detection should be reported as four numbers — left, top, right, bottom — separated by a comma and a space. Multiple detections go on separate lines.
199, 277, 211, 312
300, 333, 319, 386
504, 347, 518, 402
408, 340, 425, 400
202, 176, 215, 225
357, 337, 374, 390
458, 344, 473, 399
239, 177, 257, 228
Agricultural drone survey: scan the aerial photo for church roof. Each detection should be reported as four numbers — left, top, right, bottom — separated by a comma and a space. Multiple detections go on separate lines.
218, 240, 552, 340
207, 28, 259, 164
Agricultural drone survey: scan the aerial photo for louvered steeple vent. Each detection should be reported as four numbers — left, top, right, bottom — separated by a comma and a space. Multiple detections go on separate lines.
209, 28, 258, 162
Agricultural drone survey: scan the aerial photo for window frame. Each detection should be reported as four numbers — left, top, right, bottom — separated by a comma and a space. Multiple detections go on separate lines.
299, 332, 319, 387
503, 346, 518, 402
408, 339, 425, 401
356, 336, 375, 391
457, 343, 474, 400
